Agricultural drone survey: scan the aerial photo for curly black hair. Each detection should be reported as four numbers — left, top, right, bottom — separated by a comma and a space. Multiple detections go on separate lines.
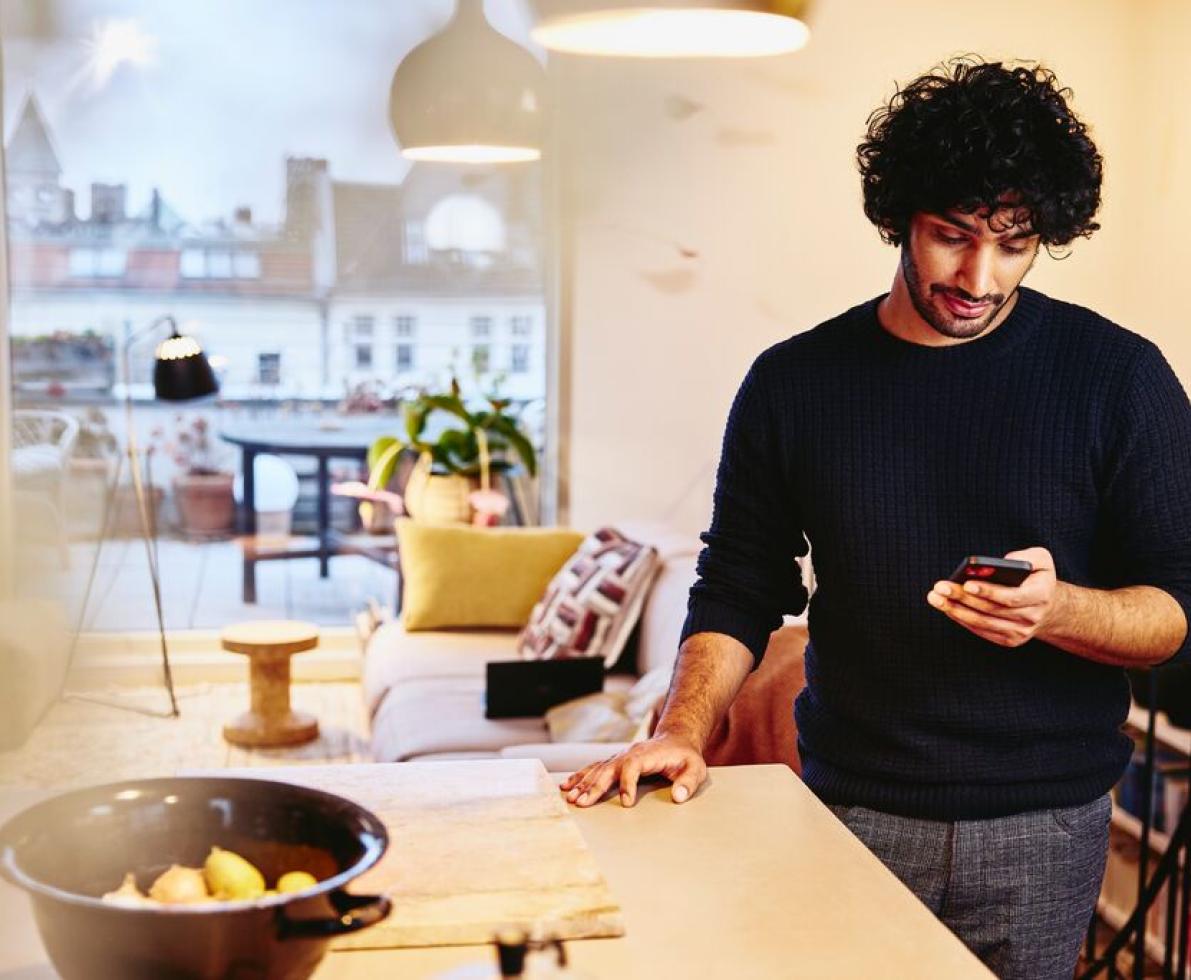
857, 58, 1102, 249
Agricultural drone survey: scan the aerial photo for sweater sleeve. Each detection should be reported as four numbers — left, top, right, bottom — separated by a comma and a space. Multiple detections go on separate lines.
1101, 343, 1191, 666
680, 356, 809, 665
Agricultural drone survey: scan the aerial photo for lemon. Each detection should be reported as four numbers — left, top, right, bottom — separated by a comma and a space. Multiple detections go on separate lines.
203, 846, 266, 900
276, 870, 319, 894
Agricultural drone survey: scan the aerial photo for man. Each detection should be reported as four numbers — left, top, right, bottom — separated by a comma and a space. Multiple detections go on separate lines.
561, 59, 1191, 979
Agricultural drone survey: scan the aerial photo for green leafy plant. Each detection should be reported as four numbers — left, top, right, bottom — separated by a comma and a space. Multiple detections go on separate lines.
367, 379, 537, 492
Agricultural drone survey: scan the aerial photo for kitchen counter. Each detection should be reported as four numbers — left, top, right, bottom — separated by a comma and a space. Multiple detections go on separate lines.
318, 763, 991, 979
0, 764, 992, 979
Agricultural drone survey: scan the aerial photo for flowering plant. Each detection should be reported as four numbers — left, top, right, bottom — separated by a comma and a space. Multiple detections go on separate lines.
152, 414, 227, 475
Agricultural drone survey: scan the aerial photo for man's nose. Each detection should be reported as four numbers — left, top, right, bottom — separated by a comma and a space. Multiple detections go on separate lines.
957, 246, 996, 299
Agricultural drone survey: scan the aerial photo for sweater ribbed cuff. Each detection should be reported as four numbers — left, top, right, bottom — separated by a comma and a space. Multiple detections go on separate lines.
680, 598, 775, 667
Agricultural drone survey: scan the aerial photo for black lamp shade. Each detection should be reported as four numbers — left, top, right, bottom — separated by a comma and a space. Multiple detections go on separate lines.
153, 335, 219, 402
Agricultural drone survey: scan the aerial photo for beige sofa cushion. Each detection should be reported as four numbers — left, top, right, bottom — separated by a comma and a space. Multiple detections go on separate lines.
370, 673, 638, 762
636, 552, 699, 675
362, 624, 521, 714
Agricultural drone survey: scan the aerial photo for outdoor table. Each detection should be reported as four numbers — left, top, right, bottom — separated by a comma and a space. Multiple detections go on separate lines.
219, 419, 396, 603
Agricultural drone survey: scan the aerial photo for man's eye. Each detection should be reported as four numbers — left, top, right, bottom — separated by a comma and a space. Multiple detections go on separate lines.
936, 232, 967, 245
1000, 244, 1027, 255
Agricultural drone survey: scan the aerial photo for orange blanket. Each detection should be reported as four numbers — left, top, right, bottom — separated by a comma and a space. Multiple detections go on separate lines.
703, 624, 807, 773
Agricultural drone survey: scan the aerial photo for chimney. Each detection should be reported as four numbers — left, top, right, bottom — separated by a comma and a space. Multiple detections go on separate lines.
234, 206, 252, 225
91, 182, 126, 223
284, 157, 328, 242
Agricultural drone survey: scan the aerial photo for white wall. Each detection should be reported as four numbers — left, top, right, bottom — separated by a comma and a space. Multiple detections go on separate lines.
556, 0, 1148, 536
1119, 0, 1191, 384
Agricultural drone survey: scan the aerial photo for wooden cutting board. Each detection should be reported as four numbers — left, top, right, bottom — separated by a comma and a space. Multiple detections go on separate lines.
213, 759, 625, 950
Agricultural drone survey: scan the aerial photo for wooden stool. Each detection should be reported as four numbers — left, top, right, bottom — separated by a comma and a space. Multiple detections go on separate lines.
221, 620, 320, 747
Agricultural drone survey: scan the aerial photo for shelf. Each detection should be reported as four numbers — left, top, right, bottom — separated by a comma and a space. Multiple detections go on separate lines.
1126, 703, 1191, 755
1097, 897, 1168, 965
1111, 803, 1172, 855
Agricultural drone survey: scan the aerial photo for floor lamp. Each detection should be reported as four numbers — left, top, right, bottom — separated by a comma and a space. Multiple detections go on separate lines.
66, 315, 219, 718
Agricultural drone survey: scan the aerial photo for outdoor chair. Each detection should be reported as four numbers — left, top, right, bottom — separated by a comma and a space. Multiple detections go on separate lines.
12, 410, 80, 567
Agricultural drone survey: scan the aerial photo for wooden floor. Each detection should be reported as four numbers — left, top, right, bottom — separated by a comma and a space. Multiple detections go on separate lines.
0, 681, 371, 791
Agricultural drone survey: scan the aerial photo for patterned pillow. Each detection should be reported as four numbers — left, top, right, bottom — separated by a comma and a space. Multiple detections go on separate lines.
517, 527, 660, 667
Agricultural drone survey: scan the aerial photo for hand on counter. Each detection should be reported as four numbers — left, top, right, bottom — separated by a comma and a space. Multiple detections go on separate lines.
560, 733, 707, 808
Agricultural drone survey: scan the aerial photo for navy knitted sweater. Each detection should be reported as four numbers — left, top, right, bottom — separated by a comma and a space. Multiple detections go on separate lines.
680, 287, 1191, 820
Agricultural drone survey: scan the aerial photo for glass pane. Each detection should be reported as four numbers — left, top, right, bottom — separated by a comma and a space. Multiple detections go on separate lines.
3, 0, 549, 639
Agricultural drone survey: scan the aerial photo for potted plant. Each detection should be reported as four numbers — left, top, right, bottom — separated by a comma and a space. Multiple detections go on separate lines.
366, 379, 537, 526
158, 414, 235, 539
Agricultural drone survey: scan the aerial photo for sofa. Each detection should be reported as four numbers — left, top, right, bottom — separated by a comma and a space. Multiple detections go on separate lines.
363, 523, 809, 773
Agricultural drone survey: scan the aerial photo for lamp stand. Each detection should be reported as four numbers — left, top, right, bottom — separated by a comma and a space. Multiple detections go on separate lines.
60, 312, 216, 718
62, 351, 180, 718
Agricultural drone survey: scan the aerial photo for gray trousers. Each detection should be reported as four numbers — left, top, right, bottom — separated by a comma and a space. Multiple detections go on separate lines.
828, 795, 1111, 980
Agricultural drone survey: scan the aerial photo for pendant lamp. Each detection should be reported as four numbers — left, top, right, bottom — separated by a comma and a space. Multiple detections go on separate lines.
530, 1, 810, 58
389, 0, 545, 163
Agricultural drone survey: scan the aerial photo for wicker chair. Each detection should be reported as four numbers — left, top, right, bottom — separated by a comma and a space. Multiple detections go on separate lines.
12, 410, 80, 566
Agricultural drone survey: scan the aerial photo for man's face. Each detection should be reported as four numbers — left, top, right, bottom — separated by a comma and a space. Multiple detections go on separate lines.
900, 208, 1041, 340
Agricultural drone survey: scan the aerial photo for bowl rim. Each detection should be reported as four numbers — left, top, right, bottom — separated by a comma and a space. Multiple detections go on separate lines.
0, 775, 389, 914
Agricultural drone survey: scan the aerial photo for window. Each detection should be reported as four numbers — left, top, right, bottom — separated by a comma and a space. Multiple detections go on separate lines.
403, 220, 428, 264
69, 247, 126, 278
349, 316, 374, 368
510, 315, 532, 336
233, 251, 261, 279
206, 250, 233, 278
471, 344, 490, 374
510, 343, 530, 374
258, 352, 281, 385
3, 5, 549, 636
179, 248, 259, 279
180, 249, 206, 278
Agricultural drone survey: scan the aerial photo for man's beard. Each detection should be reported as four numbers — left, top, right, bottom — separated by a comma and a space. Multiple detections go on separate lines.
900, 247, 1010, 340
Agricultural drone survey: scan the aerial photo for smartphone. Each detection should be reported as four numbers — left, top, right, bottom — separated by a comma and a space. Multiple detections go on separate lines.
948, 555, 1033, 587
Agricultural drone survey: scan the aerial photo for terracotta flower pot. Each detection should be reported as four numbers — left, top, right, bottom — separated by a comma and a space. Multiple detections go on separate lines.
173, 472, 235, 539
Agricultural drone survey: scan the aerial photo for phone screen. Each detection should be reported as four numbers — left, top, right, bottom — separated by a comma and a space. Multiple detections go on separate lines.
948, 556, 1032, 588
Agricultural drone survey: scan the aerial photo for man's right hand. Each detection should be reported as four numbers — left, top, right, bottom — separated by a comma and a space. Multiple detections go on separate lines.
560, 733, 708, 808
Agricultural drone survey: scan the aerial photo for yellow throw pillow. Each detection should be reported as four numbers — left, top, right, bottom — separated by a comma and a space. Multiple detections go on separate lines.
396, 520, 586, 631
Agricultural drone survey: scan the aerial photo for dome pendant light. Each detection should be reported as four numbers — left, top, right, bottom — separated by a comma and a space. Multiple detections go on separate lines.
389, 0, 545, 163
530, 1, 811, 58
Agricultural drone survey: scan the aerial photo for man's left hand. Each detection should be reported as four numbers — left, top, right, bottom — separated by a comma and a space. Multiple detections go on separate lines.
927, 547, 1061, 647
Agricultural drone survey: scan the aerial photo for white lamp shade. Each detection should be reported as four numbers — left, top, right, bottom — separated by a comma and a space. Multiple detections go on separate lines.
529, 0, 811, 58
390, 0, 545, 163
